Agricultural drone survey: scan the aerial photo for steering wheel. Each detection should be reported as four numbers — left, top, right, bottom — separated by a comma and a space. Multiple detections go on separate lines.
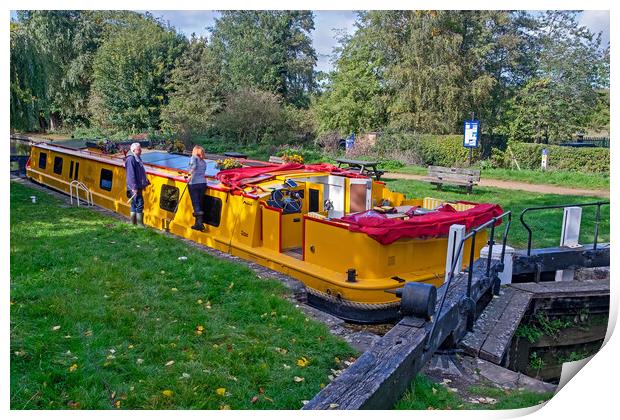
269, 189, 302, 214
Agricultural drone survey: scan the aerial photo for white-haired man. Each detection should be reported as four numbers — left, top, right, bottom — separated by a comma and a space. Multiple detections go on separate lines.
125, 142, 150, 225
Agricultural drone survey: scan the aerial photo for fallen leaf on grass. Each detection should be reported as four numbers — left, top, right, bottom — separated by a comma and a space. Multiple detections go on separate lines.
178, 256, 187, 261
69, 364, 78, 372
162, 390, 174, 397
195, 325, 205, 335
52, 325, 61, 331
115, 400, 121, 408
293, 376, 304, 383
296, 357, 309, 367
197, 299, 203, 304
216, 388, 226, 396
220, 404, 230, 410
67, 401, 81, 409
136, 358, 144, 364
283, 364, 291, 369
170, 288, 178, 292
251, 396, 259, 404
275, 347, 288, 355
180, 373, 191, 380
84, 330, 93, 337
165, 360, 175, 367
301, 400, 309, 405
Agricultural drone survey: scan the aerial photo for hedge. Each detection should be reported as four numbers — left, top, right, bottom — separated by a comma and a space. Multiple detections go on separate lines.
492, 142, 610, 174
372, 133, 482, 167
371, 133, 609, 174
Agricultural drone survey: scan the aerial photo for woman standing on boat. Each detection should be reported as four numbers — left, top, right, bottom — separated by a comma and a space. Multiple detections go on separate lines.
188, 145, 207, 231
126, 142, 150, 226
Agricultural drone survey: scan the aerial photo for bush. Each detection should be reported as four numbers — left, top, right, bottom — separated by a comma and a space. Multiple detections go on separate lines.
372, 133, 481, 167
492, 142, 609, 173
212, 88, 316, 146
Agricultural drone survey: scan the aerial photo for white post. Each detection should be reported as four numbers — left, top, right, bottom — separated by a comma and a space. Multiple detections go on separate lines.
541, 148, 549, 170
445, 224, 466, 284
555, 207, 582, 282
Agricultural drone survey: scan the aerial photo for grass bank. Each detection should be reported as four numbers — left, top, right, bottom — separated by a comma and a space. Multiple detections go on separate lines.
10, 182, 355, 409
393, 165, 610, 190
395, 375, 553, 410
386, 179, 610, 249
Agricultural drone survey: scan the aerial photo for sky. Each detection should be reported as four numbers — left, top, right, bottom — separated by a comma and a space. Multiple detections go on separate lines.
10, 10, 610, 73
145, 10, 610, 73
145, 10, 359, 73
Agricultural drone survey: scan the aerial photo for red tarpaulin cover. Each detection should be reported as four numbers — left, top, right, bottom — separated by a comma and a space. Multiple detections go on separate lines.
216, 162, 367, 190
338, 203, 504, 245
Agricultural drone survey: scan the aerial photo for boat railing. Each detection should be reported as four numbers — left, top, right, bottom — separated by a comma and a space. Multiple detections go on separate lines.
520, 201, 609, 256
69, 180, 94, 207
425, 211, 512, 350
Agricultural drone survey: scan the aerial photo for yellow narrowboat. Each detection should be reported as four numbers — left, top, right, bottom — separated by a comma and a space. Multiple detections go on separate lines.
25, 140, 502, 322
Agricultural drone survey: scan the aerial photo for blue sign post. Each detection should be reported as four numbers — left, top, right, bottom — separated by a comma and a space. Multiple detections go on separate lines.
463, 120, 480, 148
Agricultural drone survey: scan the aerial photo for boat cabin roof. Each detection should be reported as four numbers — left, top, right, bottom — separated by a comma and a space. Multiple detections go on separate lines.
33, 141, 365, 192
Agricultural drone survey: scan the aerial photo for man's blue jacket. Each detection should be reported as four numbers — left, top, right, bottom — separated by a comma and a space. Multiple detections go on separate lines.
125, 155, 149, 190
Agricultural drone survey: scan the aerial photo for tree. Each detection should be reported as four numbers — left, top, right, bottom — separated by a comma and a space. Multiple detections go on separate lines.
161, 36, 224, 142
10, 11, 107, 130
213, 88, 295, 145
504, 11, 608, 142
10, 21, 51, 131
209, 11, 317, 108
313, 15, 389, 135
89, 14, 186, 133
315, 11, 536, 135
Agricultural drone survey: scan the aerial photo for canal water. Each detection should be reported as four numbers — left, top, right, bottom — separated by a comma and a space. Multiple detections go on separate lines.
10, 138, 31, 176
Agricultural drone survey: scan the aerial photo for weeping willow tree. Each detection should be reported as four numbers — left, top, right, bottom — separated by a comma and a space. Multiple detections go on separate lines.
10, 21, 51, 131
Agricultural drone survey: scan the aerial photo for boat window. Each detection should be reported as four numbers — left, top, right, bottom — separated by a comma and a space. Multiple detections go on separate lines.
100, 168, 113, 191
53, 156, 63, 175
38, 152, 47, 169
160, 184, 179, 212
204, 195, 222, 227
74, 162, 80, 180
69, 161, 74, 178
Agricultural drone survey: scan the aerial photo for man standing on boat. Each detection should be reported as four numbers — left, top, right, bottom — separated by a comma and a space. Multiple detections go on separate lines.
126, 142, 150, 226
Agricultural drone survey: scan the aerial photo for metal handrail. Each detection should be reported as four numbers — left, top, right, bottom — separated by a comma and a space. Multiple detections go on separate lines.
425, 211, 512, 350
520, 202, 609, 256
69, 180, 93, 207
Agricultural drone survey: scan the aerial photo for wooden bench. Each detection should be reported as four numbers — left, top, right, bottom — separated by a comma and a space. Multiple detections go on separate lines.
424, 165, 480, 193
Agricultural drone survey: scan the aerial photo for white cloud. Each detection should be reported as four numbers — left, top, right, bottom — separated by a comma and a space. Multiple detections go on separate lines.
579, 10, 610, 47
147, 10, 218, 38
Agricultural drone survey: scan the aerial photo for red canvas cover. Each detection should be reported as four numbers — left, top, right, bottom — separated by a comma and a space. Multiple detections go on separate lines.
339, 203, 504, 245
216, 162, 366, 190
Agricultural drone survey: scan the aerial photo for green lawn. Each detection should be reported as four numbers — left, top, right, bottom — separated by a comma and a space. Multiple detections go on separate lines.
393, 165, 610, 190
386, 179, 610, 249
10, 182, 355, 409
395, 375, 553, 410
